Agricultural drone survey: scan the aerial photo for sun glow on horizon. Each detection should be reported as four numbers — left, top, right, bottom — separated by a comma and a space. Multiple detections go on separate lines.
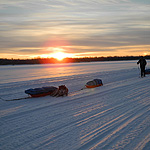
50, 52, 73, 61
38, 46, 75, 61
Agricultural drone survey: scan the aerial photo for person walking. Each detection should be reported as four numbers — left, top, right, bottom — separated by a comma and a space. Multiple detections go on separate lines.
137, 56, 147, 77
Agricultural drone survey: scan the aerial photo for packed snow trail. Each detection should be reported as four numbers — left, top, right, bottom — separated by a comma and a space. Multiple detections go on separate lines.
0, 68, 150, 150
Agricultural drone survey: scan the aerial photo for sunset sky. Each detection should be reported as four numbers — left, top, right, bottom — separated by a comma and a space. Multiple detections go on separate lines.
0, 0, 150, 59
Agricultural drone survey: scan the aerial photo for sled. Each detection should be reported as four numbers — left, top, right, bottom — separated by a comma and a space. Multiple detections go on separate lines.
145, 69, 150, 74
0, 85, 68, 101
25, 86, 58, 97
85, 79, 103, 88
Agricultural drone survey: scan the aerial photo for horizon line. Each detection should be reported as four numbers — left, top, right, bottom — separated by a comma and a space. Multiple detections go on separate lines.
1, 55, 150, 60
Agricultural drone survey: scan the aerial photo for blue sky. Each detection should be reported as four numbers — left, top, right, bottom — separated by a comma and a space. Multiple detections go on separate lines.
0, 0, 150, 59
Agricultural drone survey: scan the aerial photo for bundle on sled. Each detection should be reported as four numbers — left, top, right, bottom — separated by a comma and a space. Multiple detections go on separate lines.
145, 69, 150, 74
85, 79, 103, 88
25, 85, 68, 97
51, 85, 68, 97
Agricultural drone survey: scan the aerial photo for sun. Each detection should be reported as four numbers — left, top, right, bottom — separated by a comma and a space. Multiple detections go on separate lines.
40, 47, 75, 61
50, 52, 70, 61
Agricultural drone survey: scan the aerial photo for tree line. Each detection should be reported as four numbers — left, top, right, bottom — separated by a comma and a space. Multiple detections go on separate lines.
0, 56, 150, 65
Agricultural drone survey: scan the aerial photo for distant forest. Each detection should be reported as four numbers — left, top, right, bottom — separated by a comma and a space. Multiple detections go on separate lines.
0, 56, 150, 65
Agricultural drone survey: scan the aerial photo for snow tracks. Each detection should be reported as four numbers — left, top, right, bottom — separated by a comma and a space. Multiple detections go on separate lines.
0, 70, 150, 150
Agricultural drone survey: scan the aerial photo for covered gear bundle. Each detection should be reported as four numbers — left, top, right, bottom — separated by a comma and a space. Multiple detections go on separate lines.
85, 79, 103, 88
145, 69, 150, 74
51, 85, 68, 97
25, 85, 68, 97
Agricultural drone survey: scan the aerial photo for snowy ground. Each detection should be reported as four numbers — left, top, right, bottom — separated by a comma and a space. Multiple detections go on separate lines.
0, 68, 150, 150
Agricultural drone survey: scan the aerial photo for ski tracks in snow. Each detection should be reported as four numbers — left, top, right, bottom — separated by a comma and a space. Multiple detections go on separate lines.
0, 69, 150, 150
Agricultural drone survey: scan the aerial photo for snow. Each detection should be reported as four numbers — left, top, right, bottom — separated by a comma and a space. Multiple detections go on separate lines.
0, 63, 150, 150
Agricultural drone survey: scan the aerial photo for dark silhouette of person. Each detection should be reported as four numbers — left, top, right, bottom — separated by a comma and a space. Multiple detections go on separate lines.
137, 56, 147, 77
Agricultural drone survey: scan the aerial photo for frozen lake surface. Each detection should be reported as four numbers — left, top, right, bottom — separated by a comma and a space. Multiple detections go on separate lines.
0, 60, 147, 84
0, 60, 150, 150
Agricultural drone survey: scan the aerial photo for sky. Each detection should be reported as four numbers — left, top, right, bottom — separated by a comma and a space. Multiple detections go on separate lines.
0, 0, 150, 59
